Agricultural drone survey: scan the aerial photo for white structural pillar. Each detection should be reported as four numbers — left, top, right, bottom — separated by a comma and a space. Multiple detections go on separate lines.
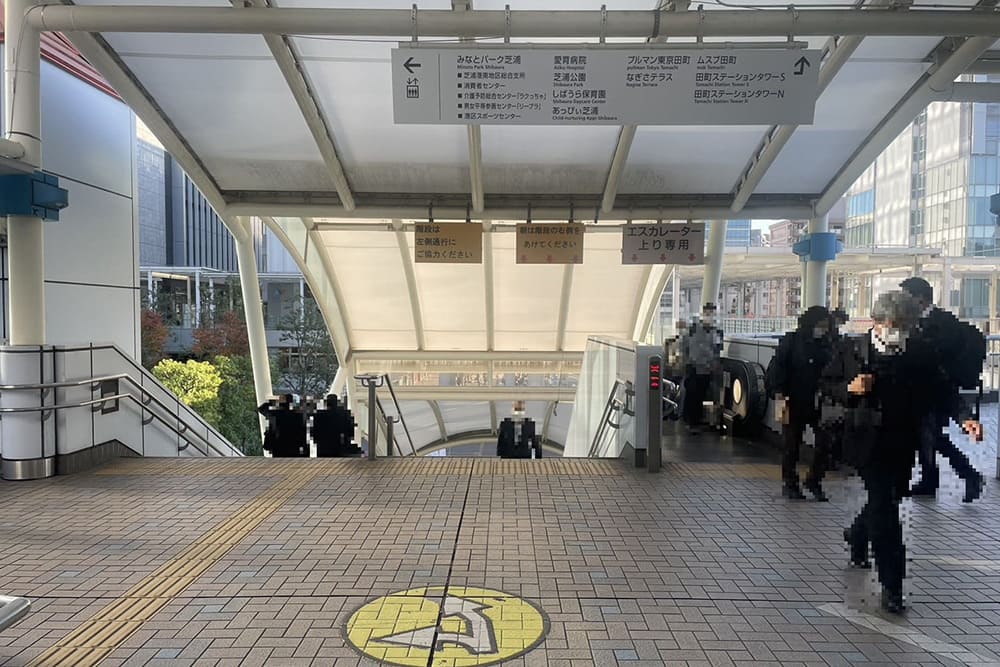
5, 0, 45, 345
232, 218, 273, 424
804, 214, 829, 309
671, 267, 681, 332
701, 220, 727, 308
0, 0, 55, 480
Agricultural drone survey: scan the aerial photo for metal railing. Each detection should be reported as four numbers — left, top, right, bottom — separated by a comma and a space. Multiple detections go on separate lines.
0, 595, 29, 632
588, 379, 627, 458
0, 372, 239, 458
383, 375, 417, 456
0, 344, 243, 460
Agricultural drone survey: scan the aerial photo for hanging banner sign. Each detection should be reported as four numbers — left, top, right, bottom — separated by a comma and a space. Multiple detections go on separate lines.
516, 223, 584, 264
392, 46, 820, 125
621, 223, 706, 265
414, 222, 483, 263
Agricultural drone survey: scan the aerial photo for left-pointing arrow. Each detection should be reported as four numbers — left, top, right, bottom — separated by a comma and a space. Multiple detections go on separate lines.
404, 56, 422, 74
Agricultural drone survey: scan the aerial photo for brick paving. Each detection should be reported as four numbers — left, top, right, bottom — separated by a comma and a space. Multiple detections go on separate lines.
0, 405, 997, 666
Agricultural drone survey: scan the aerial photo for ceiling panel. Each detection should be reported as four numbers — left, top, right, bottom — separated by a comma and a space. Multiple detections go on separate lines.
438, 401, 492, 437
563, 233, 645, 350
481, 126, 619, 194
319, 230, 418, 349
756, 37, 935, 194
491, 232, 564, 351
302, 58, 469, 192
413, 248, 488, 350
620, 126, 768, 195
122, 54, 331, 191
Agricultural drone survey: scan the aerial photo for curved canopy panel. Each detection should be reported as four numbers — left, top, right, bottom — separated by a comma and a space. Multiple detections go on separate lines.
384, 399, 570, 454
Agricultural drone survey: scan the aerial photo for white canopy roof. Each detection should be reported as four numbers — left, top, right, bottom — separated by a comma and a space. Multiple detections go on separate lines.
49, 0, 1000, 367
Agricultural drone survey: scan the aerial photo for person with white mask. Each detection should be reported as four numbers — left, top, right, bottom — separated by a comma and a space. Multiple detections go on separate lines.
823, 291, 981, 614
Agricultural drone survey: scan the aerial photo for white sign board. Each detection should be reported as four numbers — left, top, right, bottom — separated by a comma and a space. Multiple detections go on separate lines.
621, 223, 706, 265
392, 47, 819, 125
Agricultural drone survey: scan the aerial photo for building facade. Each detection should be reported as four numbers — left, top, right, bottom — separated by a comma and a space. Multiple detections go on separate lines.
844, 80, 1000, 320
136, 127, 328, 387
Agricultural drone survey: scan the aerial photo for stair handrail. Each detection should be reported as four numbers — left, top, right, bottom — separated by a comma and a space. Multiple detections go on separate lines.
0, 371, 241, 458
382, 374, 417, 455
588, 379, 626, 458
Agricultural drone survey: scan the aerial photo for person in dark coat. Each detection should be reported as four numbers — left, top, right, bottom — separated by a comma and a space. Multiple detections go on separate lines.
826, 291, 981, 614
900, 277, 985, 501
771, 305, 835, 500
821, 309, 852, 467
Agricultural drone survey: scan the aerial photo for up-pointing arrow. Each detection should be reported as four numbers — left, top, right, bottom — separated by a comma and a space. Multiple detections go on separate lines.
793, 56, 810, 76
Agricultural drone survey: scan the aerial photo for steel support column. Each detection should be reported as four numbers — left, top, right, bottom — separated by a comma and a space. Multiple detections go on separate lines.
232, 218, 273, 430
5, 0, 44, 345
702, 221, 727, 308
804, 214, 829, 308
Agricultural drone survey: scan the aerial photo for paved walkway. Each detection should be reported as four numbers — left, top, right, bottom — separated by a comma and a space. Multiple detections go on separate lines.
0, 409, 997, 666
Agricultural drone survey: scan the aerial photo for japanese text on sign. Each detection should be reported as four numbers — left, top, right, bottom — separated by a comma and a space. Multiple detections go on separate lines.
414, 222, 483, 264
621, 223, 706, 265
516, 223, 585, 264
392, 47, 819, 126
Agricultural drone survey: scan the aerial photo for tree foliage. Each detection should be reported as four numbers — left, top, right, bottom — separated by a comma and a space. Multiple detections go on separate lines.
151, 359, 223, 426
193, 310, 250, 359
140, 309, 170, 369
214, 355, 266, 456
277, 298, 338, 397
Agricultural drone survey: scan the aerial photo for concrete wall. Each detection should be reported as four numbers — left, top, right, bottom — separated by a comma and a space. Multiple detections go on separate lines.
1, 49, 141, 359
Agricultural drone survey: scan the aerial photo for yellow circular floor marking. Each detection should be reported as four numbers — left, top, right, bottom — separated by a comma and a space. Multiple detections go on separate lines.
346, 586, 547, 666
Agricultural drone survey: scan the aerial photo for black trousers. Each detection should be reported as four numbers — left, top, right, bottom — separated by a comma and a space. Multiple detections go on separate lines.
847, 458, 909, 594
781, 416, 829, 485
916, 413, 977, 487
683, 369, 712, 426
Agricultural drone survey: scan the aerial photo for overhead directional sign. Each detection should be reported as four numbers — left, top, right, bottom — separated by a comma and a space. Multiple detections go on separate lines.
414, 222, 483, 263
392, 47, 820, 125
516, 223, 585, 264
621, 222, 706, 265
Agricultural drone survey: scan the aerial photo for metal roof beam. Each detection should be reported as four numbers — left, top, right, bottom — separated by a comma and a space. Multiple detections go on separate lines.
631, 265, 670, 341
601, 0, 676, 214
935, 82, 1000, 103
383, 387, 569, 401
455, 0, 485, 214
601, 126, 636, 214
730, 30, 870, 212
353, 350, 582, 361
235, 0, 355, 210
428, 400, 448, 442
394, 223, 426, 350
483, 228, 495, 351
227, 201, 816, 220
263, 217, 354, 360
30, 7, 1000, 37
816, 33, 997, 215
64, 32, 226, 214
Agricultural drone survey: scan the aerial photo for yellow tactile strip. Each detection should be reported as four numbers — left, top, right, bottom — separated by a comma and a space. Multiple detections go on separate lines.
27, 468, 322, 667
95, 457, 625, 477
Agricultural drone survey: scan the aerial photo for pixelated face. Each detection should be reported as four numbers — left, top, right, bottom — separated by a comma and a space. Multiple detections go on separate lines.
872, 319, 907, 352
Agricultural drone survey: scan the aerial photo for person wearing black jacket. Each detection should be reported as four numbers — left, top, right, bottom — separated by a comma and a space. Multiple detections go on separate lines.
771, 306, 835, 501
900, 277, 985, 502
824, 291, 981, 614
